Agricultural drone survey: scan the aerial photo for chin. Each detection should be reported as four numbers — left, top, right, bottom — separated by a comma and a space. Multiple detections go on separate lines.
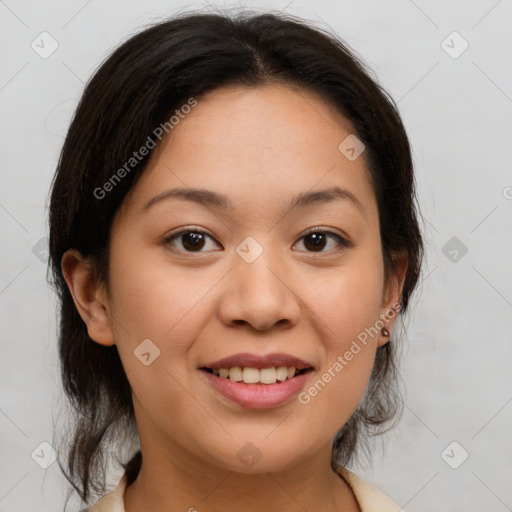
200, 437, 314, 474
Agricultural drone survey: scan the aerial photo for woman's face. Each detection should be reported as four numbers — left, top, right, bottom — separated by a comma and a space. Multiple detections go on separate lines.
86, 84, 405, 472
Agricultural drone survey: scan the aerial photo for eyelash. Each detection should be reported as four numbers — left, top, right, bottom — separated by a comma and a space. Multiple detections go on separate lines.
163, 226, 353, 255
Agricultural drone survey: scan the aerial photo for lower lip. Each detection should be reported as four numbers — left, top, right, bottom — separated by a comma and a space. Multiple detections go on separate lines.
199, 369, 312, 409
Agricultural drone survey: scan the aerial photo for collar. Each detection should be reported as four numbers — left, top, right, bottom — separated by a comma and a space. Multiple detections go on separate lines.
88, 466, 405, 512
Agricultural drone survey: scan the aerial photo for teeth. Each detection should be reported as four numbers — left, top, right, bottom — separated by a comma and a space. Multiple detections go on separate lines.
243, 367, 261, 383
229, 366, 243, 382
211, 366, 303, 384
276, 366, 288, 381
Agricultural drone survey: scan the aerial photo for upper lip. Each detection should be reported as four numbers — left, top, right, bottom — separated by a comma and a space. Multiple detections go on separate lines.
201, 352, 315, 370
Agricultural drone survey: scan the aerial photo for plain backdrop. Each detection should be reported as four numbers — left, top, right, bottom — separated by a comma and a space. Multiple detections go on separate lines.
1, 1, 511, 511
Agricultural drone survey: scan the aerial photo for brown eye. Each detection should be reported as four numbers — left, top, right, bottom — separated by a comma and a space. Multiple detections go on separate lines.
164, 229, 220, 253
294, 229, 352, 254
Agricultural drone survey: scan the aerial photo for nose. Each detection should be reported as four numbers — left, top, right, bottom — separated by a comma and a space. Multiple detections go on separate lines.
217, 247, 301, 332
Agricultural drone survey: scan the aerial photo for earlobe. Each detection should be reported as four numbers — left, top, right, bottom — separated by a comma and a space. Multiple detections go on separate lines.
61, 249, 115, 346
378, 250, 408, 347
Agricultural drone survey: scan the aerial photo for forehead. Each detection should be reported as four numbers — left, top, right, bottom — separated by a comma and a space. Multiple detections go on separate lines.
121, 83, 378, 224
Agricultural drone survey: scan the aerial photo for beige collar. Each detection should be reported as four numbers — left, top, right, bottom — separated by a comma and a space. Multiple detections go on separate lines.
88, 466, 405, 512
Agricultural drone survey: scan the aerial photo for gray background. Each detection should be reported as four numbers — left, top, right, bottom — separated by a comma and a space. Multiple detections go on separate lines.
1, 0, 511, 511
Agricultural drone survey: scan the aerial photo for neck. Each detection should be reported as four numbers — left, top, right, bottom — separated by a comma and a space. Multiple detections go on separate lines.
123, 438, 360, 512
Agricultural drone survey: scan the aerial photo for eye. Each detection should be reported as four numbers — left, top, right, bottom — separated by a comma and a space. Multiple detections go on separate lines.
163, 226, 353, 255
293, 228, 353, 254
163, 227, 220, 253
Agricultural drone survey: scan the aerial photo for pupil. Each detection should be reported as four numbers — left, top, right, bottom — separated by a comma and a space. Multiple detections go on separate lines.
305, 232, 326, 252
183, 232, 205, 251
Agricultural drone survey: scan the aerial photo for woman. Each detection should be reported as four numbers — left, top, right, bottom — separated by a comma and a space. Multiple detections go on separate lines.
48, 8, 424, 511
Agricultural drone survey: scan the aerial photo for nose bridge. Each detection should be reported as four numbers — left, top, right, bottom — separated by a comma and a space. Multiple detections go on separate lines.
234, 233, 285, 294
219, 234, 300, 330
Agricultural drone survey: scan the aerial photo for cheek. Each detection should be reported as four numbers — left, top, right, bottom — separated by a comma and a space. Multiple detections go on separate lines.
107, 251, 212, 426
292, 251, 384, 420
296, 346, 375, 449
295, 297, 380, 445
108, 243, 211, 341
302, 250, 384, 346
107, 246, 220, 396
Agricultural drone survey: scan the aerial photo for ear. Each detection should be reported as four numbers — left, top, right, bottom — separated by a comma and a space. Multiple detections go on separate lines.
377, 249, 408, 348
61, 249, 115, 346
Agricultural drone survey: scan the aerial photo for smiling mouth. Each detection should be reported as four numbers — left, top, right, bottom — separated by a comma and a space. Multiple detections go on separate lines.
199, 366, 313, 384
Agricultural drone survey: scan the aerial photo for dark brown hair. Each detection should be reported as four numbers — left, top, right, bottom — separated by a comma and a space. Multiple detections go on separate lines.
48, 7, 424, 509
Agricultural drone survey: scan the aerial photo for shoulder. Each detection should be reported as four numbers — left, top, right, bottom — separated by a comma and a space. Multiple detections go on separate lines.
336, 466, 406, 512
82, 473, 128, 512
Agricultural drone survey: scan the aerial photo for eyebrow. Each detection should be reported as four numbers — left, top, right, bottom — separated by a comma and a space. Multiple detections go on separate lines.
143, 185, 366, 218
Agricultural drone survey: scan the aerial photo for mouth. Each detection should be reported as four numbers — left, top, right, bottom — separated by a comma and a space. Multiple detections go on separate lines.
199, 365, 313, 383
198, 365, 315, 409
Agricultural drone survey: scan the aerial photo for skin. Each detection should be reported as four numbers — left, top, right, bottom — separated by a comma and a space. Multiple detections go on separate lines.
62, 83, 407, 512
